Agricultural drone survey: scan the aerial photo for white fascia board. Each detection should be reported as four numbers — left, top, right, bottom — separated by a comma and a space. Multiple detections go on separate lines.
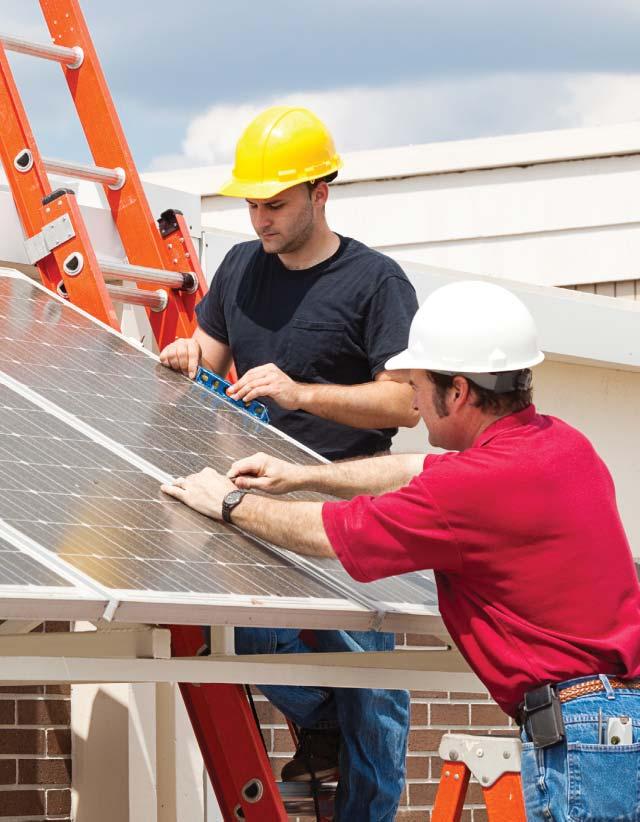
109, 590, 444, 635
400, 260, 640, 372
0, 651, 484, 691
142, 122, 640, 196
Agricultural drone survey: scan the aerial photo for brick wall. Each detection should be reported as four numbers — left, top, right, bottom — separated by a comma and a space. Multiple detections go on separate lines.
0, 623, 71, 822
259, 633, 516, 821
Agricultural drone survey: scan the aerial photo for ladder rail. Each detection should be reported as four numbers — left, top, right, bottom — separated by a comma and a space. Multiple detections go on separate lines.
0, 42, 119, 327
39, 0, 208, 348
433, 734, 526, 822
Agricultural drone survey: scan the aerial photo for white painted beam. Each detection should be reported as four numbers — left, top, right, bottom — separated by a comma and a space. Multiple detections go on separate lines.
0, 649, 483, 692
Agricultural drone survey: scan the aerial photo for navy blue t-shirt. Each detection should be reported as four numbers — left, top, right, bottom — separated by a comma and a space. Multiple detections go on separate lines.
195, 236, 417, 460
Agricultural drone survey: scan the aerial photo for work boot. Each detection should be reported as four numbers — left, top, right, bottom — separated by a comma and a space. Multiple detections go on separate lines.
281, 727, 340, 782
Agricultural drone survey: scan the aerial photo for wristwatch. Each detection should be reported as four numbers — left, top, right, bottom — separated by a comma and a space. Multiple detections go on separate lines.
222, 489, 248, 523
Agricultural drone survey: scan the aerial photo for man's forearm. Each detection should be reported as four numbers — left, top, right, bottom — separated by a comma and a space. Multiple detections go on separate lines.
297, 380, 418, 429
231, 495, 335, 558
290, 453, 425, 498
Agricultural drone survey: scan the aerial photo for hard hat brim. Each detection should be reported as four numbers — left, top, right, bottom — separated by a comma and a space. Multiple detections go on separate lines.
385, 350, 545, 372
218, 178, 298, 199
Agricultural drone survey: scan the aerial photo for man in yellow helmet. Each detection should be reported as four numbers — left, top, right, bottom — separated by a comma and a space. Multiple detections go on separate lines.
160, 106, 418, 821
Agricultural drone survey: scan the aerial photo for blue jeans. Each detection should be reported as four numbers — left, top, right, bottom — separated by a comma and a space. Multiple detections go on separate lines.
235, 627, 410, 822
520, 674, 640, 821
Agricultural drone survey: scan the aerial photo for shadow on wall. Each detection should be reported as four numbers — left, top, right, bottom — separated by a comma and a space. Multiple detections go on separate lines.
73, 688, 129, 821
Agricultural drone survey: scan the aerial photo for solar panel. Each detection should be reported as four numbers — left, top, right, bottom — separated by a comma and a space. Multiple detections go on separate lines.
0, 524, 106, 621
0, 270, 441, 631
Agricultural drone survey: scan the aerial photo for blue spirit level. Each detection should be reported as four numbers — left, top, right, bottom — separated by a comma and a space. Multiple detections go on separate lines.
195, 366, 270, 424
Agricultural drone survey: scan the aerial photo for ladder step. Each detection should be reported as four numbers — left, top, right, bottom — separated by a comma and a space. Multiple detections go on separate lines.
105, 284, 168, 313
0, 34, 83, 69
43, 157, 125, 190
278, 781, 336, 817
99, 259, 197, 292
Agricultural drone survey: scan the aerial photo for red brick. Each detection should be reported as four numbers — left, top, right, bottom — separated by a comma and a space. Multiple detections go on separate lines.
410, 703, 429, 724
272, 729, 296, 753
19, 758, 71, 785
408, 729, 442, 752
45, 684, 71, 696
0, 789, 44, 816
0, 760, 16, 784
431, 756, 443, 779
431, 703, 469, 726
408, 781, 439, 805
0, 729, 45, 755
473, 809, 489, 822
470, 704, 510, 727
47, 728, 71, 756
410, 690, 446, 699
406, 755, 429, 779
395, 811, 430, 821
269, 757, 286, 780
0, 701, 14, 725
395, 633, 407, 646
450, 692, 490, 700
47, 788, 71, 814
0, 686, 43, 694
255, 700, 285, 725
17, 700, 71, 726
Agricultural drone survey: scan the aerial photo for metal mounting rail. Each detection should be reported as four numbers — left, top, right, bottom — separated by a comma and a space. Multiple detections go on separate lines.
0, 33, 83, 68
99, 259, 196, 291
43, 156, 125, 190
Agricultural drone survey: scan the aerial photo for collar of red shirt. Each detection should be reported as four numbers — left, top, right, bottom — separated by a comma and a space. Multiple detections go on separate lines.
472, 403, 538, 449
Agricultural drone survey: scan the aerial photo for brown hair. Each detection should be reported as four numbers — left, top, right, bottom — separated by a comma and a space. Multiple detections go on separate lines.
427, 371, 533, 417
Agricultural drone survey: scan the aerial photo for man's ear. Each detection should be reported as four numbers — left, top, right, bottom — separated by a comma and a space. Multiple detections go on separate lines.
451, 375, 470, 404
313, 181, 330, 208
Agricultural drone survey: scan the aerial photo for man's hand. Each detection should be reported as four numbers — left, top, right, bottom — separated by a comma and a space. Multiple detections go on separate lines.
227, 452, 302, 494
227, 363, 307, 410
161, 467, 236, 520
159, 337, 202, 380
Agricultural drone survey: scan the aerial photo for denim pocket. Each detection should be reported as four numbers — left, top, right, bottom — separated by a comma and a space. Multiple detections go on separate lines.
567, 741, 640, 821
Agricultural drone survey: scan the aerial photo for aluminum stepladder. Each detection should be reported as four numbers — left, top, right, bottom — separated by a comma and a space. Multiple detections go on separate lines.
432, 733, 526, 822
0, 2, 291, 818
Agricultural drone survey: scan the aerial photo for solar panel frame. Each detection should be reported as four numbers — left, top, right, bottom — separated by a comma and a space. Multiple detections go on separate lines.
0, 519, 108, 621
0, 269, 443, 632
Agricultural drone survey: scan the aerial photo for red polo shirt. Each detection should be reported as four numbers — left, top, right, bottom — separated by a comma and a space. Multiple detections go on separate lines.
322, 405, 640, 716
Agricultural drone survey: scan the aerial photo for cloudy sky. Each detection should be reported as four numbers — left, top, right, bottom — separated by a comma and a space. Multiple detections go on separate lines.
5, 0, 640, 172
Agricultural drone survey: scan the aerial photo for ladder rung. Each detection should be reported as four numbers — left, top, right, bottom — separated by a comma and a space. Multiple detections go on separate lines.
0, 34, 83, 69
99, 259, 197, 292
278, 782, 336, 816
44, 157, 125, 190
105, 284, 168, 313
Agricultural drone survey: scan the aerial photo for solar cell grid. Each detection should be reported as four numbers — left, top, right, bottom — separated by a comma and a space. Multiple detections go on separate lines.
0, 533, 70, 587
0, 273, 441, 627
0, 386, 337, 600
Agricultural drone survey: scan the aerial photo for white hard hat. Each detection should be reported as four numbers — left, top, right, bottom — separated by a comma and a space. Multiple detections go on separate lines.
386, 280, 544, 390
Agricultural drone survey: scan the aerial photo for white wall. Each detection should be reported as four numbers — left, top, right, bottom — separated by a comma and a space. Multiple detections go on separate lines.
198, 152, 640, 289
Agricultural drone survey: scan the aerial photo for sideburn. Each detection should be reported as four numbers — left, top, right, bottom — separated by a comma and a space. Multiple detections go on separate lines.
432, 384, 450, 418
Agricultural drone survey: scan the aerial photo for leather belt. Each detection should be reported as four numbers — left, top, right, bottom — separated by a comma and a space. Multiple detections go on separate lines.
556, 677, 640, 703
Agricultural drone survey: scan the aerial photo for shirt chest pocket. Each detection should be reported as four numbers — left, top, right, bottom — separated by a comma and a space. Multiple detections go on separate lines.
283, 319, 350, 380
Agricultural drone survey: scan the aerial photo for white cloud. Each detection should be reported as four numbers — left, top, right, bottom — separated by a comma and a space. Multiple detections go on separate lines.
147, 72, 640, 172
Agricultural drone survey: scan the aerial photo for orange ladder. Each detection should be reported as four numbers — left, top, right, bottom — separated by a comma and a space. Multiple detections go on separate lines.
432, 733, 526, 821
0, 3, 292, 819
0, 0, 207, 348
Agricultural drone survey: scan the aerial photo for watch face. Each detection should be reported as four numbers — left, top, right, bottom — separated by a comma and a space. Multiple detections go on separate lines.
226, 490, 245, 506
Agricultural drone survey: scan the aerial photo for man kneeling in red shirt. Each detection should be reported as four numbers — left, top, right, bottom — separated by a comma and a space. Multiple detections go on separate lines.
163, 280, 640, 820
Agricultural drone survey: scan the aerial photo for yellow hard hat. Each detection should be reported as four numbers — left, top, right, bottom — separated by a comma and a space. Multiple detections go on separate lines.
219, 106, 342, 199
